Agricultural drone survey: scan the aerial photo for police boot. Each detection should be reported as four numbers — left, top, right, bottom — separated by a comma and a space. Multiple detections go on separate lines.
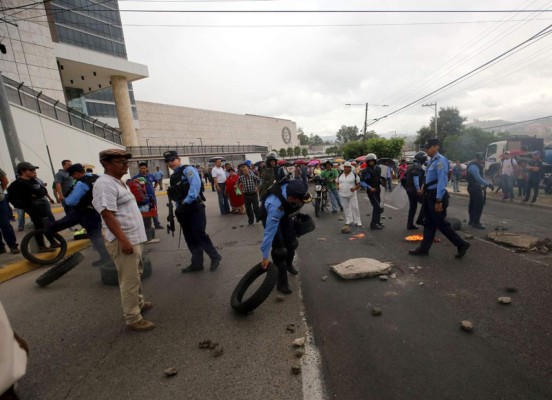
286, 241, 299, 275
276, 264, 292, 294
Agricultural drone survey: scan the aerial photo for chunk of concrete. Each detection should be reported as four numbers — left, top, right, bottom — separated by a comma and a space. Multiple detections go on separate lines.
486, 232, 540, 249
330, 258, 393, 280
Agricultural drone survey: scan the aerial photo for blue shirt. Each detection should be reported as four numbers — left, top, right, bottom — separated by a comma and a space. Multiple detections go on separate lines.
425, 152, 449, 201
65, 173, 92, 207
260, 184, 288, 259
154, 170, 164, 181
467, 164, 489, 186
174, 165, 202, 205
133, 172, 157, 190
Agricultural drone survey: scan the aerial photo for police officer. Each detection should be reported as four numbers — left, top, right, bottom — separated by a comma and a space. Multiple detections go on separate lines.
409, 139, 471, 258
359, 153, 386, 230
467, 152, 493, 229
404, 151, 427, 230
259, 151, 287, 199
164, 151, 222, 273
260, 180, 312, 294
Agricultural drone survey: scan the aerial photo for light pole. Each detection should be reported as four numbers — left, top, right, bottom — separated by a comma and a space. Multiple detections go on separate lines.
422, 102, 438, 138
266, 141, 270, 150
145, 138, 150, 155
196, 137, 203, 147
345, 102, 388, 144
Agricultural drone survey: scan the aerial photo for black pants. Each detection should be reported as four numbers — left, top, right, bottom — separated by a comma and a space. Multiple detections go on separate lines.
367, 189, 383, 227
525, 180, 539, 202
406, 191, 424, 227
467, 184, 485, 225
244, 193, 260, 224
517, 179, 526, 197
267, 215, 297, 289
419, 192, 466, 252
175, 202, 219, 268
26, 201, 56, 247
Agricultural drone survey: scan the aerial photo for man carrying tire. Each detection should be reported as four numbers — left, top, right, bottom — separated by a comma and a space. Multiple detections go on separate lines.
260, 180, 312, 294
92, 149, 154, 332
164, 150, 222, 273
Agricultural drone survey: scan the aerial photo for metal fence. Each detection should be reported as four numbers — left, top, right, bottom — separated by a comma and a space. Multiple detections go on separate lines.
128, 144, 268, 158
2, 75, 123, 145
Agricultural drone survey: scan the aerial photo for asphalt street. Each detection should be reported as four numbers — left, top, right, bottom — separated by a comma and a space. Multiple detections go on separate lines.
299, 188, 552, 400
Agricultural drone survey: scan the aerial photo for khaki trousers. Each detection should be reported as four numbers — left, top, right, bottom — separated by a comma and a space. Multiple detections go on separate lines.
105, 240, 145, 325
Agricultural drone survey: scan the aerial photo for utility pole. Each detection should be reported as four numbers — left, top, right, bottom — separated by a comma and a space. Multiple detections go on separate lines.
0, 72, 24, 176
422, 102, 438, 138
346, 102, 388, 144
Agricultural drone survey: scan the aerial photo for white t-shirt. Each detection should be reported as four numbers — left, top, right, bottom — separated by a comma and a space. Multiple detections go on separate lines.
0, 302, 27, 395
501, 158, 517, 176
338, 171, 359, 198
211, 166, 227, 184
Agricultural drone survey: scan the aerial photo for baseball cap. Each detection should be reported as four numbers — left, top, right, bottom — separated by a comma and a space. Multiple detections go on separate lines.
424, 138, 440, 148
99, 149, 132, 161
163, 150, 178, 161
343, 161, 352, 167
16, 161, 39, 173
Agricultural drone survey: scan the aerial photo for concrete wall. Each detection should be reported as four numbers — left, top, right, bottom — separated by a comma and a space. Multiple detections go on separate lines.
0, 104, 125, 183
136, 101, 298, 149
0, 2, 65, 102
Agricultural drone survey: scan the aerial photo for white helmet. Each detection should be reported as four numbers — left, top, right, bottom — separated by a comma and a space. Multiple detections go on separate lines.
365, 153, 377, 162
266, 151, 278, 161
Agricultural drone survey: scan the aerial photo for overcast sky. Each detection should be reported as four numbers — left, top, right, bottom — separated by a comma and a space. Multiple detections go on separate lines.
120, 0, 552, 138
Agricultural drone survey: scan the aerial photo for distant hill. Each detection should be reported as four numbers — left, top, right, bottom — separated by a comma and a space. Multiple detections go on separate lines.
467, 118, 552, 141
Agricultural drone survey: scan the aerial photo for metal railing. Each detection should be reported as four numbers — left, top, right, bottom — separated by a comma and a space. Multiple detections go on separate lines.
128, 144, 268, 158
3, 75, 123, 145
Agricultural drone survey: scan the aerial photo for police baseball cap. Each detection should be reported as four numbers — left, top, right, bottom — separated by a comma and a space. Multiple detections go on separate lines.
67, 163, 85, 175
286, 180, 312, 203
163, 150, 179, 162
424, 138, 440, 148
16, 161, 39, 173
99, 149, 132, 161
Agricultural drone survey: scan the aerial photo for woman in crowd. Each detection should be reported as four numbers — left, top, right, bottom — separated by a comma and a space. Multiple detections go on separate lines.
225, 168, 245, 214
337, 162, 362, 226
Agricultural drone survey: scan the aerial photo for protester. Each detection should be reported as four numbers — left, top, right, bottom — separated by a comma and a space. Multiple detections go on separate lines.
211, 158, 230, 215
132, 162, 163, 229
225, 168, 245, 215
451, 160, 462, 193
129, 176, 158, 243
259, 151, 285, 198
54, 159, 73, 210
0, 168, 20, 255
523, 151, 543, 204
404, 152, 427, 230
238, 164, 262, 225
337, 162, 361, 226
500, 151, 517, 201
516, 159, 528, 198
360, 154, 386, 230
398, 159, 408, 181
320, 160, 343, 214
467, 153, 493, 229
384, 161, 393, 191
92, 149, 154, 332
154, 166, 164, 191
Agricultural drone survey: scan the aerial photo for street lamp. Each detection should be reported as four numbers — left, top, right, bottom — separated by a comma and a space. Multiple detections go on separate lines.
145, 138, 150, 156
345, 102, 388, 143
196, 137, 203, 146
422, 102, 438, 138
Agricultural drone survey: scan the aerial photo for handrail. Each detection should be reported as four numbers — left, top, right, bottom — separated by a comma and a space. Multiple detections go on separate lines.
127, 145, 269, 157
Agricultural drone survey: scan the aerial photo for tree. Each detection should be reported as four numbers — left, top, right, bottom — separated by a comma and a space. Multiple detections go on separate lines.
336, 125, 360, 144
416, 107, 466, 148
301, 148, 308, 157
298, 127, 310, 145
286, 147, 294, 158
309, 133, 324, 145
341, 137, 405, 160
443, 127, 506, 162
279, 148, 287, 158
293, 146, 301, 157
342, 141, 367, 160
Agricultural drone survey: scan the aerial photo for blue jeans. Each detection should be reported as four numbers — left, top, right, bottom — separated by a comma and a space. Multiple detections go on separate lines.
0, 198, 18, 248
217, 183, 230, 215
17, 208, 25, 229
328, 188, 343, 212
501, 175, 514, 199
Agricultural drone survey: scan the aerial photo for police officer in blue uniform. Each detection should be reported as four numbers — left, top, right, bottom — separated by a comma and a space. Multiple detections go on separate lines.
409, 139, 471, 258
466, 152, 493, 229
164, 151, 222, 273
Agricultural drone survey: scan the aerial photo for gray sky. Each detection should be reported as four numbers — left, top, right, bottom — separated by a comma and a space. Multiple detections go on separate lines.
121, 0, 552, 138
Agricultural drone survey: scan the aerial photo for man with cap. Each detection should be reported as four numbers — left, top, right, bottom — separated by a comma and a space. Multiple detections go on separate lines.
164, 150, 222, 273
320, 160, 343, 214
359, 153, 386, 230
92, 149, 154, 332
259, 151, 287, 199
260, 180, 311, 294
523, 151, 543, 204
7, 162, 60, 253
499, 151, 517, 201
409, 139, 471, 258
466, 153, 494, 229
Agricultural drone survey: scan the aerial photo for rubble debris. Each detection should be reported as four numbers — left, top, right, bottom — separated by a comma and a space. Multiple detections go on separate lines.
464, 234, 474, 240
498, 297, 512, 305
294, 349, 305, 358
321, 275, 328, 281
341, 225, 352, 234
390, 273, 397, 279
417, 266, 423, 270
331, 258, 393, 280
486, 232, 540, 250
292, 337, 306, 347
291, 365, 302, 375
379, 275, 389, 281
276, 295, 285, 303
409, 266, 416, 271
164, 367, 178, 377
213, 345, 224, 357
371, 307, 382, 316
286, 324, 296, 333
418, 282, 424, 286
460, 320, 474, 332
199, 340, 215, 349
338, 217, 344, 221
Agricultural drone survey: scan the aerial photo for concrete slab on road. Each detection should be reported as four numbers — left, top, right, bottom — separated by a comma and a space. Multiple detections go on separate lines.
0, 191, 310, 400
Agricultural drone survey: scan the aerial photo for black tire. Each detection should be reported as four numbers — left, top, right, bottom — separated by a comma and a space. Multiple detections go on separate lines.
21, 230, 68, 266
35, 252, 84, 288
314, 198, 321, 217
100, 256, 153, 286
230, 262, 278, 315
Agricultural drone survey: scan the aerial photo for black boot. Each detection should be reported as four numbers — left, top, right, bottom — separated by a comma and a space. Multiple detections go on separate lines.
276, 262, 292, 294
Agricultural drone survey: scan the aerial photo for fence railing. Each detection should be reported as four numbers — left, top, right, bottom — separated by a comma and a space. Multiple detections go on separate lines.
128, 144, 268, 158
3, 75, 123, 145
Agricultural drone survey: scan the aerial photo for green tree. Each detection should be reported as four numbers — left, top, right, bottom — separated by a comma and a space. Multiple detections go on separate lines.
336, 125, 360, 144
310, 133, 324, 145
293, 146, 301, 157
301, 148, 308, 157
298, 127, 310, 145
286, 147, 294, 158
366, 137, 405, 159
342, 141, 368, 160
443, 127, 506, 162
279, 148, 287, 158
416, 107, 466, 148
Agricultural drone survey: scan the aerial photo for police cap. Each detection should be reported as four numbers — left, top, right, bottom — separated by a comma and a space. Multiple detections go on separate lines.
163, 150, 179, 162
424, 138, 440, 148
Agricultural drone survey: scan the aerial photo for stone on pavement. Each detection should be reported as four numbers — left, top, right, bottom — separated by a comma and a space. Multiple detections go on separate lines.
321, 275, 328, 281
330, 258, 393, 280
486, 232, 540, 249
460, 320, 474, 332
286, 324, 296, 333
371, 307, 382, 316
292, 337, 306, 347
294, 349, 305, 358
379, 275, 388, 281
390, 273, 397, 279
164, 367, 178, 377
291, 365, 302, 375
275, 295, 285, 302
498, 297, 512, 305
341, 225, 352, 234
213, 345, 224, 357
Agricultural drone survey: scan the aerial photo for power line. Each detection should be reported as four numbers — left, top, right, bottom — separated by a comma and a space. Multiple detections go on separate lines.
482, 115, 552, 130
115, 9, 552, 13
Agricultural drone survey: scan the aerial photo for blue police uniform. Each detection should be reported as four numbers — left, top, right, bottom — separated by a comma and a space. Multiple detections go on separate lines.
415, 152, 469, 255
170, 163, 221, 272
466, 160, 491, 228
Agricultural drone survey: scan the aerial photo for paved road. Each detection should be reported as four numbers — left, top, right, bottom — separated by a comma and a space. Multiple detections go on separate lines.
299, 189, 552, 399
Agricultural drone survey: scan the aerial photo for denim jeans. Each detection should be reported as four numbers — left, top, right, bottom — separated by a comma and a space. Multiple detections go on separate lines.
501, 175, 514, 199
328, 188, 343, 211
17, 208, 25, 229
217, 183, 230, 215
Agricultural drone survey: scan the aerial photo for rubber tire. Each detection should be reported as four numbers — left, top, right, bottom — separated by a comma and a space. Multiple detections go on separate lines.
230, 262, 279, 315
314, 198, 321, 217
35, 252, 84, 288
100, 257, 153, 286
21, 230, 68, 266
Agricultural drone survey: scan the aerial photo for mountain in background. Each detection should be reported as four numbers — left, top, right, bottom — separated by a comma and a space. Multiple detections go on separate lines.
467, 117, 552, 141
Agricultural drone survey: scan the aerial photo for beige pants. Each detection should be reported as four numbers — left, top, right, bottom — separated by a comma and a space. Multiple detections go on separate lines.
105, 240, 145, 325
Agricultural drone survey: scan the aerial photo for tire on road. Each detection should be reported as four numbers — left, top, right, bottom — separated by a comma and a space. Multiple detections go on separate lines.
35, 252, 85, 287
230, 262, 278, 315
100, 257, 153, 286
21, 230, 68, 266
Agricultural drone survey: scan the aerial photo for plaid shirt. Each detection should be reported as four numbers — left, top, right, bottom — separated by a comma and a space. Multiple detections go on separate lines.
238, 173, 261, 194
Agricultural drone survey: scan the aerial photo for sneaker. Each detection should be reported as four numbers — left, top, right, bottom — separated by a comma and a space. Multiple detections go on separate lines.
409, 248, 429, 256
181, 265, 204, 273
407, 225, 419, 230
331, 210, 338, 214
49, 242, 61, 249
10, 246, 20, 255
127, 318, 155, 332
145, 238, 161, 244
154, 225, 164, 230
140, 301, 154, 314
370, 225, 382, 230
356, 223, 363, 227
340, 206, 344, 212
287, 264, 299, 275
455, 242, 471, 259
277, 285, 292, 295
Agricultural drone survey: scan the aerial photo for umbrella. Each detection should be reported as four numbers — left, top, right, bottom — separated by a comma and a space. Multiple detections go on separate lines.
350, 161, 357, 166
334, 158, 345, 163
355, 155, 367, 162
294, 159, 308, 165
307, 159, 320, 166
277, 159, 290, 166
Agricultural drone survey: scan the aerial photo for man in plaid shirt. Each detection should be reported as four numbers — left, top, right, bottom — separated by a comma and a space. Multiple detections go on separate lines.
238, 164, 262, 225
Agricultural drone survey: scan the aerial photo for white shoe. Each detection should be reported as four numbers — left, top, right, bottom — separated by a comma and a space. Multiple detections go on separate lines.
145, 238, 160, 244
356, 223, 363, 227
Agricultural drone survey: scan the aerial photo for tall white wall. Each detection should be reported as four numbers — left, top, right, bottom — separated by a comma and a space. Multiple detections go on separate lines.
0, 104, 124, 183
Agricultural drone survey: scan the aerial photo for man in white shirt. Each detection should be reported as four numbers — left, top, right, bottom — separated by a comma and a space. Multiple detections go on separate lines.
93, 149, 154, 332
211, 158, 230, 215
500, 151, 517, 201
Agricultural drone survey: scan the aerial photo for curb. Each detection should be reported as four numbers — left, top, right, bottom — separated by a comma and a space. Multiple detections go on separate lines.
0, 240, 91, 284
449, 191, 552, 211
